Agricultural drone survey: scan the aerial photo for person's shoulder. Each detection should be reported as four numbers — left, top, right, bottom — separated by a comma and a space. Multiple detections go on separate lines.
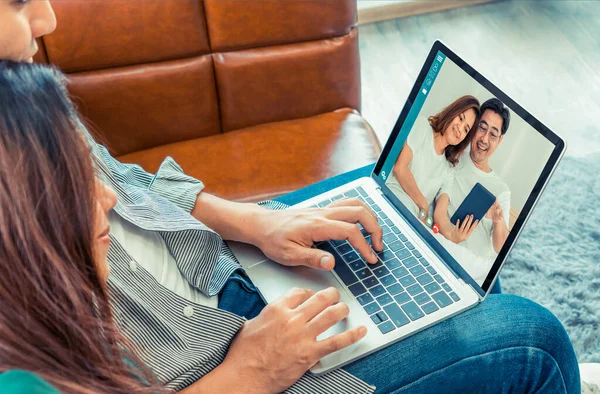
407, 116, 431, 148
0, 370, 60, 393
440, 157, 455, 175
417, 115, 433, 136
453, 152, 470, 173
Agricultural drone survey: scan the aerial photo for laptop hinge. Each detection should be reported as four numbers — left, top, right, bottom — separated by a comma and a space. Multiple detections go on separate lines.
460, 278, 484, 300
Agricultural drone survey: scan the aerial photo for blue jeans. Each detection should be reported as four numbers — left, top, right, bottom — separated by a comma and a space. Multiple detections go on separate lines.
219, 165, 579, 392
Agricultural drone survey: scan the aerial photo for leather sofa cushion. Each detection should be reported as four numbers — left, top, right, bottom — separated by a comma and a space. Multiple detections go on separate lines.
70, 56, 220, 156
204, 0, 356, 52
43, 0, 210, 72
214, 28, 360, 132
118, 108, 381, 202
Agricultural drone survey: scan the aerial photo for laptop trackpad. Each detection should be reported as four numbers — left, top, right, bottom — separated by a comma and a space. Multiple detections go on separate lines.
247, 260, 373, 374
247, 260, 355, 309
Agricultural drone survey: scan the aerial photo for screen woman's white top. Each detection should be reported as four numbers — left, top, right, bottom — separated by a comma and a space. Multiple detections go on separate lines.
387, 115, 455, 216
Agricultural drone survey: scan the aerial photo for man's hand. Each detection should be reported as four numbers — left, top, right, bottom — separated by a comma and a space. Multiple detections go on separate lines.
222, 287, 367, 394
486, 201, 504, 224
450, 214, 478, 244
254, 198, 384, 270
487, 200, 509, 253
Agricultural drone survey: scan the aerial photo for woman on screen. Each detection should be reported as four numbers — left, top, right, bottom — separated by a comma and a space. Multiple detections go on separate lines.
387, 95, 480, 222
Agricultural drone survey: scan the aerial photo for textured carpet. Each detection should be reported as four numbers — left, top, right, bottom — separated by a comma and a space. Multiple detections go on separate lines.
502, 153, 600, 362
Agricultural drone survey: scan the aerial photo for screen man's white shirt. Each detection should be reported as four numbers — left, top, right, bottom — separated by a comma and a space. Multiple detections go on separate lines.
439, 147, 511, 259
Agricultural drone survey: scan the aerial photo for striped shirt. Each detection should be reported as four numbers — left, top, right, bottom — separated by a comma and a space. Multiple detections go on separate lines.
84, 128, 375, 393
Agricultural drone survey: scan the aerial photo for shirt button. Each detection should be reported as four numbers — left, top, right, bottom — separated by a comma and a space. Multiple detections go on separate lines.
129, 260, 137, 272
183, 306, 194, 317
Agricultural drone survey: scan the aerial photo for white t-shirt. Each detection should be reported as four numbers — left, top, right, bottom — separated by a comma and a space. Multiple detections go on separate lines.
387, 116, 454, 216
432, 232, 493, 286
439, 146, 511, 259
108, 211, 219, 308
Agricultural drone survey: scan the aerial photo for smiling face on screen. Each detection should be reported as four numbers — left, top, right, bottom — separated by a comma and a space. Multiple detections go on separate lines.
443, 108, 477, 147
471, 109, 504, 168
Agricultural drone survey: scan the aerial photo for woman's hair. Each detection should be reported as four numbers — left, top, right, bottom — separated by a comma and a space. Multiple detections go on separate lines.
428, 95, 480, 166
0, 61, 161, 393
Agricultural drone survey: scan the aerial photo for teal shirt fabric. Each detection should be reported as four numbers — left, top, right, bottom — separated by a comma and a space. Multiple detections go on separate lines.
0, 370, 60, 393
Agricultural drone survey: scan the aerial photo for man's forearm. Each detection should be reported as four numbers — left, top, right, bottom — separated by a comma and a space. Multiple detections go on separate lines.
492, 220, 509, 253
191, 192, 268, 246
436, 216, 454, 241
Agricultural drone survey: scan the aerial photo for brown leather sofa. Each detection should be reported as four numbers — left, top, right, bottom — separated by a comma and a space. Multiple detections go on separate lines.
33, 0, 381, 202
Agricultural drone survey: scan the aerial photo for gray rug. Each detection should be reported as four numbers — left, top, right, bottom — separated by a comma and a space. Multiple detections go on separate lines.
502, 153, 600, 362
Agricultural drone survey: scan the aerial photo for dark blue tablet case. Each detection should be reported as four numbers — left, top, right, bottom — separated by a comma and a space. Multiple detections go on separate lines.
450, 182, 496, 225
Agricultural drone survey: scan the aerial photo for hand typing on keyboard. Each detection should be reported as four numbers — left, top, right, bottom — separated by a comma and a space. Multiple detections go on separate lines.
254, 197, 383, 270
315, 187, 461, 335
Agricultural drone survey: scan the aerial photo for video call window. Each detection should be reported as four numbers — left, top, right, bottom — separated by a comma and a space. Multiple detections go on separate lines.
383, 55, 555, 285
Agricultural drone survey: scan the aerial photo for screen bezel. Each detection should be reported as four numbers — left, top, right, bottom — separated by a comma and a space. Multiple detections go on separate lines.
372, 40, 565, 296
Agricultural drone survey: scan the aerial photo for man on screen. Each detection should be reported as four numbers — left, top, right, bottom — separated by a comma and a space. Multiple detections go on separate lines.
434, 98, 511, 259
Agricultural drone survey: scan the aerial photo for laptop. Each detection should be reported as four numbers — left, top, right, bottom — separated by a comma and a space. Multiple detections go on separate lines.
228, 40, 566, 375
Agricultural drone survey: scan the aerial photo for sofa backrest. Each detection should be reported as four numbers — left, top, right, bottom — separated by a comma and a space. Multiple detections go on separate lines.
33, 0, 360, 157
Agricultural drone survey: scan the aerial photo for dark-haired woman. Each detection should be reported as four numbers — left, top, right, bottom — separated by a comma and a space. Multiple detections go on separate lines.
0, 62, 164, 393
0, 62, 583, 393
387, 96, 480, 223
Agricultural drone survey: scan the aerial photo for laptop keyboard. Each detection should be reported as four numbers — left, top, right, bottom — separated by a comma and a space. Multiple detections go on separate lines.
313, 186, 461, 335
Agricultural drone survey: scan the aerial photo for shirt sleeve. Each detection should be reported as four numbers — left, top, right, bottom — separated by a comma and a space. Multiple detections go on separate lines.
83, 123, 203, 214
497, 190, 511, 227
436, 168, 455, 202
0, 370, 60, 394
148, 157, 205, 213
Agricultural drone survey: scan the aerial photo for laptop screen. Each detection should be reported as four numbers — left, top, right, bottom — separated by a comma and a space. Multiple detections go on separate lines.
373, 41, 564, 295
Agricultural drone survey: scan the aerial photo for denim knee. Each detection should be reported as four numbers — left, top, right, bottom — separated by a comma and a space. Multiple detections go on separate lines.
486, 295, 580, 392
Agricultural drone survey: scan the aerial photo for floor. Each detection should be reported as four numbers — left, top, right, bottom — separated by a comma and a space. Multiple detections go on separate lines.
358, 0, 600, 158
